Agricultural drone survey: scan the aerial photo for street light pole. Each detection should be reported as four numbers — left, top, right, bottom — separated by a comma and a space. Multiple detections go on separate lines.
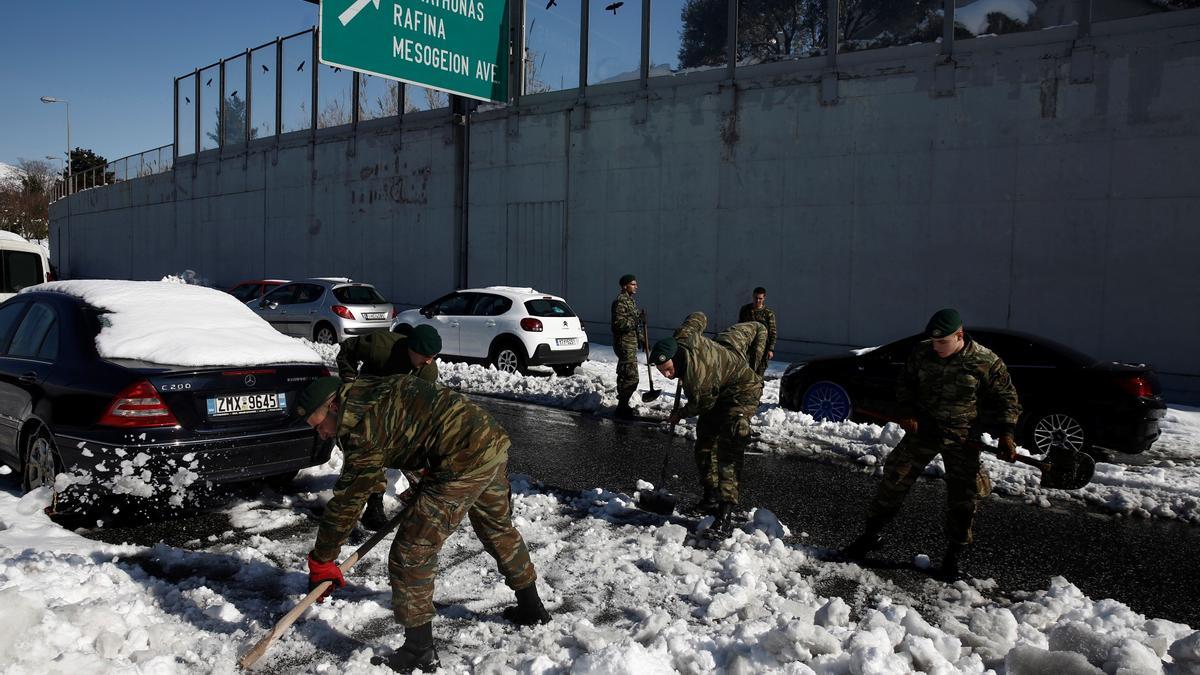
40, 96, 70, 194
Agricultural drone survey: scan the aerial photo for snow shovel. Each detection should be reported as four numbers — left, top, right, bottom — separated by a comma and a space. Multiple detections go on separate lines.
967, 439, 1095, 490
640, 316, 662, 404
637, 382, 683, 515
238, 504, 409, 670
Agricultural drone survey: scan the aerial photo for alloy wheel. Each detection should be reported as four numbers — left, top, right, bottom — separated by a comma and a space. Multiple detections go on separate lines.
496, 349, 520, 374
24, 434, 57, 491
801, 381, 852, 422
1032, 413, 1086, 454
315, 326, 337, 344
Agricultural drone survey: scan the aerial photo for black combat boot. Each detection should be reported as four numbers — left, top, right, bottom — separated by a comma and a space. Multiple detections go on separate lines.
694, 486, 720, 515
839, 523, 884, 560
371, 622, 439, 673
360, 493, 389, 530
937, 542, 967, 581
614, 393, 636, 419
503, 584, 552, 626
710, 501, 738, 535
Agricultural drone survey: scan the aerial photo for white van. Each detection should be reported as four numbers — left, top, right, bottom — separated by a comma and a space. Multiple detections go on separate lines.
0, 231, 51, 302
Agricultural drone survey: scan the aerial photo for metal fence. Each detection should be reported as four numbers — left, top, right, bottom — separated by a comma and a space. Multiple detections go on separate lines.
48, 144, 173, 202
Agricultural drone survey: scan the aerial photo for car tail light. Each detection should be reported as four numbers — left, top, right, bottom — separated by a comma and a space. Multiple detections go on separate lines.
332, 305, 355, 320
98, 380, 179, 428
391, 307, 399, 319
320, 367, 332, 377
1117, 375, 1155, 399
520, 318, 543, 332
46, 269, 55, 282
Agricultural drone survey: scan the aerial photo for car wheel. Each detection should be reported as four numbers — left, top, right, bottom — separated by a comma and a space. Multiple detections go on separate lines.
801, 381, 852, 422
553, 364, 578, 377
1026, 411, 1088, 456
492, 343, 527, 375
394, 323, 413, 335
314, 323, 338, 345
22, 427, 62, 494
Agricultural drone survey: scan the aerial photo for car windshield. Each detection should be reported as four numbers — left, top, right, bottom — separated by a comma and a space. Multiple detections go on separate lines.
524, 298, 575, 318
334, 285, 386, 304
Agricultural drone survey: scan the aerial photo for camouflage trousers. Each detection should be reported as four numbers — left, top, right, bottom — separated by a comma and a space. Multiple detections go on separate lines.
865, 434, 993, 545
615, 341, 639, 403
387, 459, 537, 626
694, 406, 754, 503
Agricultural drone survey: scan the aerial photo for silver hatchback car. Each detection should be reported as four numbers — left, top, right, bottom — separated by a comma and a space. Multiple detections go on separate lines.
250, 277, 395, 344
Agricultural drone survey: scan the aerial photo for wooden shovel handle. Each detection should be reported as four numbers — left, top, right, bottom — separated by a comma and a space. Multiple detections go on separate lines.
238, 496, 412, 670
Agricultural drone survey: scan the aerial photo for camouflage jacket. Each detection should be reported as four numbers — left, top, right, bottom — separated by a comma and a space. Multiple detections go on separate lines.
897, 336, 1022, 438
738, 304, 777, 353
715, 321, 768, 376
311, 376, 510, 561
336, 331, 439, 383
673, 312, 761, 418
610, 292, 641, 352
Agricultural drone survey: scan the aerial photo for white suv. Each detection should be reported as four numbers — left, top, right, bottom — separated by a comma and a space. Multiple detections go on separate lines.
392, 286, 589, 375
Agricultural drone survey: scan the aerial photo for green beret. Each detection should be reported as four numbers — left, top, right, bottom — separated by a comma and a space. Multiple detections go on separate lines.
296, 376, 341, 418
619, 274, 636, 286
926, 308, 962, 338
408, 324, 442, 356
649, 337, 678, 366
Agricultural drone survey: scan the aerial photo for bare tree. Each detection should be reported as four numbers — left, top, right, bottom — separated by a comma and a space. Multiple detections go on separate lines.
0, 159, 57, 240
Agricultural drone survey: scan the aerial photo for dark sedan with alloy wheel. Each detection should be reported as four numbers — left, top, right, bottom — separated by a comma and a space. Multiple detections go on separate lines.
0, 283, 333, 514
778, 328, 1166, 456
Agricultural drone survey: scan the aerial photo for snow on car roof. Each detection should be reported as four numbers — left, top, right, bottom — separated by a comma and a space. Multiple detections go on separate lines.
26, 280, 323, 367
471, 286, 560, 299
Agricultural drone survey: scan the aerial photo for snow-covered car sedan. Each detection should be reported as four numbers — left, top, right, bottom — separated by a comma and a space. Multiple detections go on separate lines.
250, 277, 396, 344
392, 286, 589, 375
0, 280, 333, 514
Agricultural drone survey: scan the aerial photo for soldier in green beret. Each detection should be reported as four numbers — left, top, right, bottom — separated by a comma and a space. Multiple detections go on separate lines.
336, 324, 442, 530
610, 274, 644, 419
737, 287, 777, 378
649, 312, 765, 530
296, 375, 550, 671
840, 308, 1022, 580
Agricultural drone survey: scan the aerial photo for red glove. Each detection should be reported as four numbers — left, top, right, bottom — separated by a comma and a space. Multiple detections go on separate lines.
997, 434, 1017, 463
307, 554, 346, 602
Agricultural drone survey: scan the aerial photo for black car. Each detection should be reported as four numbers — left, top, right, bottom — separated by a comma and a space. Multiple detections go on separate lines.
0, 290, 333, 512
779, 328, 1166, 456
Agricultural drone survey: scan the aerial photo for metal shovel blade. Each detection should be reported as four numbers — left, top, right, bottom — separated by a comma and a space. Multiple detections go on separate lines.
637, 488, 677, 515
641, 388, 662, 403
1041, 447, 1096, 490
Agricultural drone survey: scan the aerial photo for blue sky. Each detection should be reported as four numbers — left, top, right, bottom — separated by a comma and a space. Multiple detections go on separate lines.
0, 0, 692, 168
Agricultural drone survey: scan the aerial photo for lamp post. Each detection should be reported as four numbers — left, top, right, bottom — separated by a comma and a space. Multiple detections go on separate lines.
39, 96, 70, 194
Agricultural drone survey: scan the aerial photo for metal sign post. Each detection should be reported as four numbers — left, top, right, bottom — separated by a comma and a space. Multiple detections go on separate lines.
319, 0, 510, 103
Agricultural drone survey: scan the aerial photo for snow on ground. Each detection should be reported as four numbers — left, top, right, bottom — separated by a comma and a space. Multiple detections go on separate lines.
2, 455, 1198, 674
27, 280, 323, 367
306, 341, 1200, 525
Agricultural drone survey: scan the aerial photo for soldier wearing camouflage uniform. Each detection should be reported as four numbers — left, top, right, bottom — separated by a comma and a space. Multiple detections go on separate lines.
649, 312, 765, 529
297, 375, 549, 672
738, 286, 777, 378
336, 324, 441, 531
841, 309, 1021, 580
610, 274, 643, 419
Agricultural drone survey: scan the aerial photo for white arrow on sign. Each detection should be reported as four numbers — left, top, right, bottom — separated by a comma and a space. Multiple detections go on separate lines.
339, 0, 381, 26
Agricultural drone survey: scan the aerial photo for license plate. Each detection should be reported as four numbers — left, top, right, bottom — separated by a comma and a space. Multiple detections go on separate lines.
207, 393, 286, 417
363, 312, 386, 320
556, 337, 578, 346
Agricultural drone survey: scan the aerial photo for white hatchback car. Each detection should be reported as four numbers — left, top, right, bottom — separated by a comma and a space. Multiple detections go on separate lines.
392, 286, 589, 375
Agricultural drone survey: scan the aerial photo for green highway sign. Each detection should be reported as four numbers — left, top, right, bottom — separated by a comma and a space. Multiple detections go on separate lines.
319, 0, 509, 103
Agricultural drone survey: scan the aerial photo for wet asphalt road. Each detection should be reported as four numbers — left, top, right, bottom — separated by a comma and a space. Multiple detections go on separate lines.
478, 396, 1200, 627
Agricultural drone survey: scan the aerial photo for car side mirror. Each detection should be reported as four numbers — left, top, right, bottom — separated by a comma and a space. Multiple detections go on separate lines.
258, 298, 269, 308
421, 307, 434, 318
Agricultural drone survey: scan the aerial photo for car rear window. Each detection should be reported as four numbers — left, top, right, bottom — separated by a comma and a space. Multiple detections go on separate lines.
524, 298, 575, 318
334, 286, 387, 304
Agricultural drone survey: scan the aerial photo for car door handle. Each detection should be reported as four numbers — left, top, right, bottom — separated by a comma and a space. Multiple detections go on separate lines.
449, 321, 460, 328
19, 371, 38, 384
485, 320, 496, 327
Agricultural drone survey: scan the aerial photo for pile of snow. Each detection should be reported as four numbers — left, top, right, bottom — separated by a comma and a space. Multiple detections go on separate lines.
954, 0, 1038, 35
1, 456, 1197, 673
0, 161, 20, 185
309, 341, 1200, 525
26, 280, 322, 367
